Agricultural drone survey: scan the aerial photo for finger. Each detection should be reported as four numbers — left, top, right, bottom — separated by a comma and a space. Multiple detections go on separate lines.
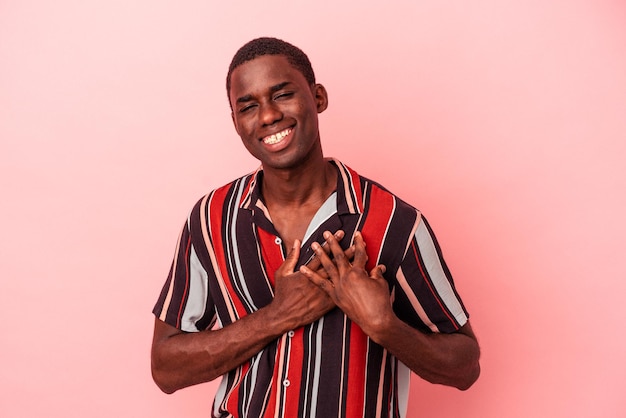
312, 240, 340, 279
322, 230, 349, 267
370, 264, 387, 280
333, 229, 346, 241
344, 245, 356, 261
282, 239, 301, 274
305, 230, 345, 269
313, 265, 330, 280
300, 265, 335, 292
352, 231, 369, 268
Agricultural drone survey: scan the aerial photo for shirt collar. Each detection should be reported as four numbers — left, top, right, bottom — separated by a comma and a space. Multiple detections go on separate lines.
239, 158, 363, 216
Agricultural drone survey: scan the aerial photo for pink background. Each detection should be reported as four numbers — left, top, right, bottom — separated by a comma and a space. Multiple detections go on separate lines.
2, 1, 625, 417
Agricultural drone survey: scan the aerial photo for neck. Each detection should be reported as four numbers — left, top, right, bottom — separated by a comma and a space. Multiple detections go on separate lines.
261, 157, 336, 208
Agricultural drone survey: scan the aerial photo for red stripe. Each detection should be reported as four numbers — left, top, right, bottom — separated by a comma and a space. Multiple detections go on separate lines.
345, 323, 368, 418
344, 185, 394, 416
411, 241, 458, 330
257, 228, 284, 287
360, 185, 394, 269
283, 330, 304, 417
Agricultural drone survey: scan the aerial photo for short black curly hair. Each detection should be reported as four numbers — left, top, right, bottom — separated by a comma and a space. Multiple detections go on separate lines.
226, 37, 316, 102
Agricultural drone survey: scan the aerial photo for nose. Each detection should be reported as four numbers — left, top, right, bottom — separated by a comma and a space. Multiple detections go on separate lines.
259, 101, 283, 126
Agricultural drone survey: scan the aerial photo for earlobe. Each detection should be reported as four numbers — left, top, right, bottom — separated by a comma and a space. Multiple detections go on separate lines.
314, 84, 329, 113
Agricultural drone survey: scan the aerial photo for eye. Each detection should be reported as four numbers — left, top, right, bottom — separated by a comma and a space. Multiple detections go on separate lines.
239, 104, 256, 113
274, 92, 294, 100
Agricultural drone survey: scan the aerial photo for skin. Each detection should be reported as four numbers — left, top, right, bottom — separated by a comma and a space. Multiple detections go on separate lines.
151, 53, 480, 394
300, 231, 481, 390
152, 55, 340, 394
229, 55, 336, 246
152, 236, 343, 394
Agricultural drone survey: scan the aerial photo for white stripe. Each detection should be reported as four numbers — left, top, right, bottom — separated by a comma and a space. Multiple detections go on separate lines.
308, 317, 324, 417
397, 362, 410, 418
415, 221, 468, 326
180, 244, 209, 332
213, 374, 229, 417
302, 192, 337, 243
243, 351, 261, 417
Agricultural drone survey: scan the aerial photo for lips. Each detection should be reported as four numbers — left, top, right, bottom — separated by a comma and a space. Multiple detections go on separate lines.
262, 128, 292, 145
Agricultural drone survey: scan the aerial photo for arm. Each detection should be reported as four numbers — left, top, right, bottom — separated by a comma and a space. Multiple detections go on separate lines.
300, 231, 480, 390
152, 306, 288, 394
151, 236, 339, 394
368, 317, 480, 390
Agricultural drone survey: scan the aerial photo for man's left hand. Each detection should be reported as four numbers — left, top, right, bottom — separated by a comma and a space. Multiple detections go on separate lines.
299, 230, 392, 337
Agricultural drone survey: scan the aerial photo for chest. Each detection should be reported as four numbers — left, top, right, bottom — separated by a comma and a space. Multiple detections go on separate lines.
269, 206, 320, 250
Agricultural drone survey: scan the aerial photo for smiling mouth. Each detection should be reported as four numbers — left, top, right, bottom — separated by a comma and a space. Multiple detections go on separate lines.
262, 128, 292, 145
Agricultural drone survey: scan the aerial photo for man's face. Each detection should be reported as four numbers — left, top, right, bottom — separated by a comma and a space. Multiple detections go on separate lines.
229, 55, 328, 170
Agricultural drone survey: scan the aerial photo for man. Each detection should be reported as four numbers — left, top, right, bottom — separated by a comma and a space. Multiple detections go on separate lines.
151, 37, 480, 418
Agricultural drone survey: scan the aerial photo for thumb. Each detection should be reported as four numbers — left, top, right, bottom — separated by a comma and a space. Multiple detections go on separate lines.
282, 239, 301, 274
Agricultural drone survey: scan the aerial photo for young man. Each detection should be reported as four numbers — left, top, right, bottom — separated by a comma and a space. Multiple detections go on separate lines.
152, 37, 480, 418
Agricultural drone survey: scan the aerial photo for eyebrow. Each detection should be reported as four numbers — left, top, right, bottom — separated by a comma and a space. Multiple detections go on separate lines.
269, 81, 291, 93
235, 81, 292, 104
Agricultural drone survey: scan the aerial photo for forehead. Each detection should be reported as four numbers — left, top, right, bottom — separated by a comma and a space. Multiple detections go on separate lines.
229, 55, 310, 101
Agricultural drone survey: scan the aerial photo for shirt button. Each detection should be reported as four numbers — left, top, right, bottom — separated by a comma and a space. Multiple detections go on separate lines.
274, 237, 282, 245
283, 379, 290, 387
287, 330, 295, 338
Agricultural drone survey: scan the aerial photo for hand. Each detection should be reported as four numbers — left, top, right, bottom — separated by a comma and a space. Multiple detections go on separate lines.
299, 231, 393, 336
270, 231, 346, 331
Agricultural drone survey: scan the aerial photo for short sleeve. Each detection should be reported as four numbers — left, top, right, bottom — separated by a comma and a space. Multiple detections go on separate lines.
392, 215, 469, 334
152, 206, 216, 332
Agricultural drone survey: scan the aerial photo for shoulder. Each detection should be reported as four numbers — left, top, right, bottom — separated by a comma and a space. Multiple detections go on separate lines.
354, 171, 421, 219
329, 158, 420, 221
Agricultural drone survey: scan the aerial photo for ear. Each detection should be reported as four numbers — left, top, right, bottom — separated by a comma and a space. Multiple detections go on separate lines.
313, 83, 329, 113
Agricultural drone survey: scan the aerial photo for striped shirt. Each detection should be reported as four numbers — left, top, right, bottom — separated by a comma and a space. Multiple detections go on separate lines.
153, 159, 469, 418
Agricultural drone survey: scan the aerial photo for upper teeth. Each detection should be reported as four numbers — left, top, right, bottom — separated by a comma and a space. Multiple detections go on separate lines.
264, 128, 291, 144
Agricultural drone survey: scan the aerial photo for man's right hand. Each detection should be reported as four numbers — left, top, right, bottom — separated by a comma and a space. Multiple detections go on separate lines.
151, 230, 352, 394
269, 231, 346, 330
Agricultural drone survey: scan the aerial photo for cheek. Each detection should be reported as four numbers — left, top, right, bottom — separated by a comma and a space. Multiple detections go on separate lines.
239, 137, 260, 159
233, 117, 253, 138
230, 114, 240, 133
